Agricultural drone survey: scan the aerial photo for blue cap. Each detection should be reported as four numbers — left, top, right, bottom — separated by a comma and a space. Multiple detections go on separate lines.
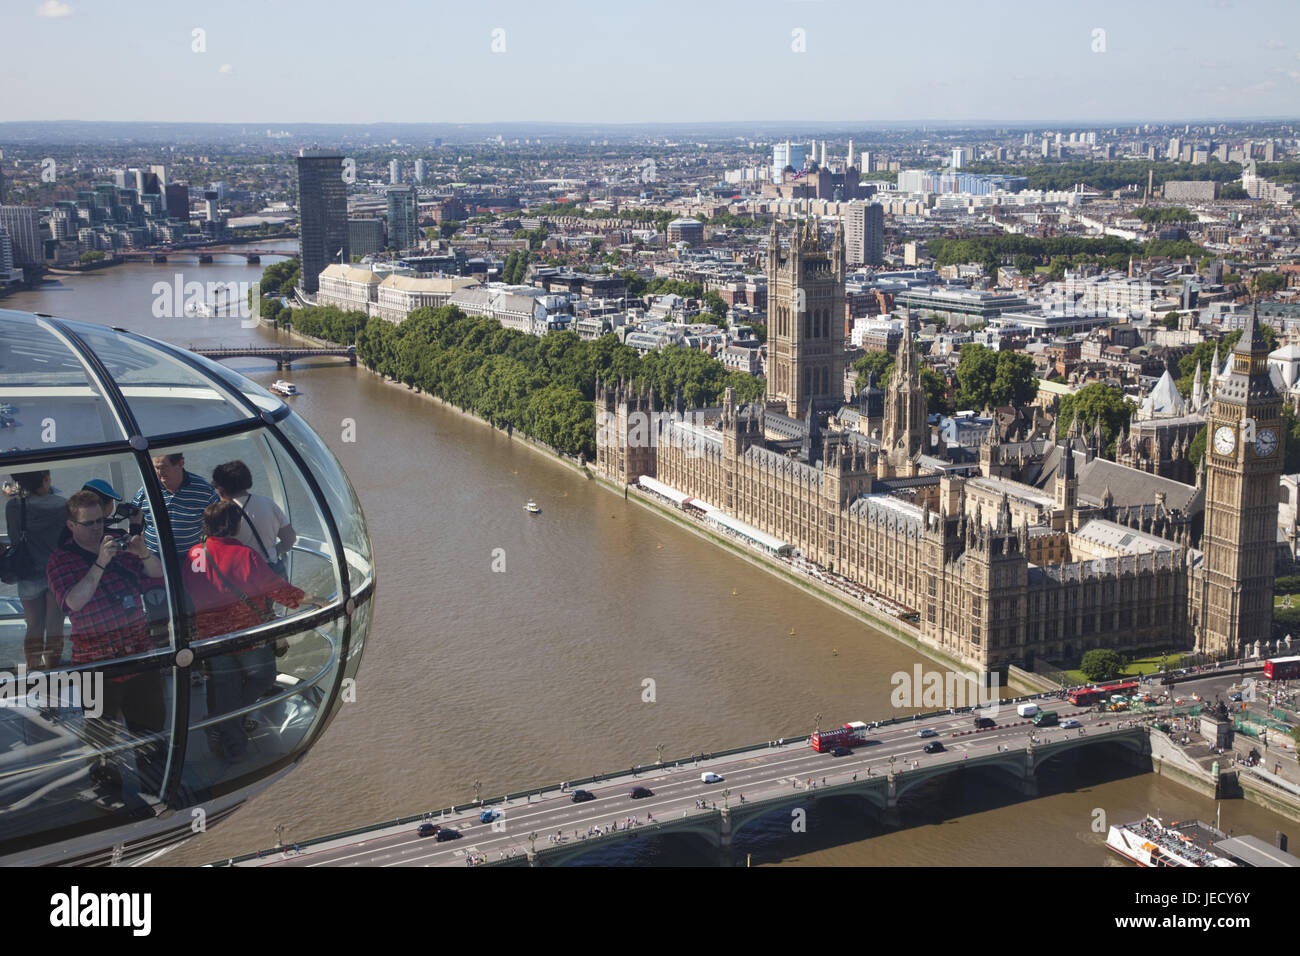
82, 478, 122, 501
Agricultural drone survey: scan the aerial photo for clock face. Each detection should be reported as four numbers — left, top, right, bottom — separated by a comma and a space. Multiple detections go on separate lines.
1255, 428, 1278, 458
1214, 426, 1236, 456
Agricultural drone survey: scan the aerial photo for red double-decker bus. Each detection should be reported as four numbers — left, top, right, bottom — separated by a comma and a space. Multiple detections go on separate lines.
1069, 680, 1140, 706
1264, 656, 1300, 681
810, 722, 870, 753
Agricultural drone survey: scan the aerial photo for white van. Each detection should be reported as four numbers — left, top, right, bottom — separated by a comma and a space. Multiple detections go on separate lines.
1016, 703, 1040, 718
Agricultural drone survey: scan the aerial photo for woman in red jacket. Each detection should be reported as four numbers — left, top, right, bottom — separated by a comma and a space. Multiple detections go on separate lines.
185, 499, 323, 761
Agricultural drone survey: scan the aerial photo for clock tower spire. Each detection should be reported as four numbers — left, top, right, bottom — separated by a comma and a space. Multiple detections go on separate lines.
1200, 300, 1284, 657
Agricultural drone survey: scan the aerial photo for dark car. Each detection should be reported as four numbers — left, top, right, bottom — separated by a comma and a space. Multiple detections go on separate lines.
416, 822, 440, 837
923, 741, 945, 754
830, 746, 853, 757
570, 789, 596, 803
629, 786, 653, 799
973, 716, 996, 729
435, 828, 463, 842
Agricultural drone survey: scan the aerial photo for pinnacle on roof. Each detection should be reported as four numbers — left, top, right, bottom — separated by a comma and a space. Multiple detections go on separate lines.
1235, 296, 1269, 357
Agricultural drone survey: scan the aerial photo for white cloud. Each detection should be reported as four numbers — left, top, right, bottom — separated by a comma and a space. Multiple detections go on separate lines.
218, 63, 233, 74
1247, 79, 1277, 91
36, 1, 72, 16
1264, 39, 1285, 50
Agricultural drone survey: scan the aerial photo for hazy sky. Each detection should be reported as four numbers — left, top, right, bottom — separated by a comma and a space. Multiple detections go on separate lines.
5, 0, 1300, 125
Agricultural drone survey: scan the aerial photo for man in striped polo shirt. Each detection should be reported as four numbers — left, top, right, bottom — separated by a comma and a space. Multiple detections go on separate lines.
132, 452, 220, 559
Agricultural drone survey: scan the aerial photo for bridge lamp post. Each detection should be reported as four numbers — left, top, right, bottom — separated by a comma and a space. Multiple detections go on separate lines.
888, 755, 896, 776
721, 788, 731, 810
656, 744, 665, 768
814, 712, 822, 736
473, 779, 482, 805
528, 832, 538, 854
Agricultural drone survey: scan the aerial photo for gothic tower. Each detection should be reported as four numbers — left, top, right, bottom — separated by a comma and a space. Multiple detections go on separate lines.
881, 317, 928, 477
1200, 303, 1285, 657
766, 218, 847, 419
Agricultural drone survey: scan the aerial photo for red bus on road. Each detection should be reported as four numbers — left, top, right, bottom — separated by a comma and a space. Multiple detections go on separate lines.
810, 722, 870, 753
1263, 656, 1300, 681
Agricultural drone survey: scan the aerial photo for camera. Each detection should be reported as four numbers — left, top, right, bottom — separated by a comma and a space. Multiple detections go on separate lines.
105, 502, 143, 534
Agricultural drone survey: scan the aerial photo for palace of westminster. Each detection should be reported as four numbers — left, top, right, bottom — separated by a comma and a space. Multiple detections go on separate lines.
596, 219, 1286, 673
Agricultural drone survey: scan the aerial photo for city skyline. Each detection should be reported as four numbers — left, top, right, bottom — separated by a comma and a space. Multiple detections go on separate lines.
5, 0, 1300, 126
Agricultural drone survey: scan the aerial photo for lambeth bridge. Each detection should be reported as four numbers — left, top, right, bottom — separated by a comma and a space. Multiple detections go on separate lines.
224, 699, 1162, 867
192, 346, 357, 371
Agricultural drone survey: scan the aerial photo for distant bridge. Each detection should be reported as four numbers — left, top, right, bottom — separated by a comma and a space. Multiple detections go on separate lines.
192, 346, 356, 370
121, 248, 290, 264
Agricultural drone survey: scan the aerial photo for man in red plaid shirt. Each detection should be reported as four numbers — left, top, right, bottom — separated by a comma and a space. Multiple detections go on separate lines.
46, 490, 168, 805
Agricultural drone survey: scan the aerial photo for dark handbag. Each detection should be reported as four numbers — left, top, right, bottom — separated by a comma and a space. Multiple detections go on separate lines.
202, 542, 287, 656
0, 495, 37, 584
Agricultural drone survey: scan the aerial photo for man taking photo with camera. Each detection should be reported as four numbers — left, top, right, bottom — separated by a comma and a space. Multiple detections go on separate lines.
45, 490, 168, 809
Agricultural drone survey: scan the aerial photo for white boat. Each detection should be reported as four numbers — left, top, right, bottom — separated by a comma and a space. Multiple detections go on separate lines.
524, 500, 541, 514
270, 381, 300, 396
1105, 816, 1238, 867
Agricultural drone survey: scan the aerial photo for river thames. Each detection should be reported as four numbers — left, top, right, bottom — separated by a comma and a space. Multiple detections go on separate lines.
5, 249, 1294, 866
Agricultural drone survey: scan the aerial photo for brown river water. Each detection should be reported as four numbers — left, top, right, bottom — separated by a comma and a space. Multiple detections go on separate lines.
5, 247, 1294, 866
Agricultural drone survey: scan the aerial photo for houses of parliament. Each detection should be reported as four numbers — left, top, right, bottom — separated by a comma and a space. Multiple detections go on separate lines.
596, 221, 1285, 673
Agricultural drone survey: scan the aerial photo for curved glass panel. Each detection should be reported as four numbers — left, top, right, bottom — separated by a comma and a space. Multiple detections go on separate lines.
0, 311, 130, 449
273, 414, 373, 593
1, 452, 177, 845
0, 310, 373, 863
63, 322, 255, 438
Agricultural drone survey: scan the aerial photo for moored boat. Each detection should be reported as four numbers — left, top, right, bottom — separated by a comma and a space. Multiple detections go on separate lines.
1105, 816, 1237, 867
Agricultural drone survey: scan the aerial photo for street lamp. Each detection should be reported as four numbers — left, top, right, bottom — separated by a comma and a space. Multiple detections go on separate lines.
814, 712, 822, 736
528, 832, 538, 854
473, 779, 482, 805
722, 787, 731, 810
656, 743, 665, 767
889, 754, 897, 775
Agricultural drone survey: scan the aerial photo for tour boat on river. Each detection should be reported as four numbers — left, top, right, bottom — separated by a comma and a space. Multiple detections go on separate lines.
270, 380, 300, 396
1106, 815, 1237, 867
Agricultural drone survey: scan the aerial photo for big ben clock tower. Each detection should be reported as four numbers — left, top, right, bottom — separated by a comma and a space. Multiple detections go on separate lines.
1201, 303, 1285, 657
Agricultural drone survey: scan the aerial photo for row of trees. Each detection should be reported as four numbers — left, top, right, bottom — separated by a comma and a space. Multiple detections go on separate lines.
927, 235, 1206, 277
500, 249, 530, 285
259, 258, 300, 296
341, 306, 765, 460
283, 305, 369, 345
962, 160, 1242, 192
1132, 206, 1196, 223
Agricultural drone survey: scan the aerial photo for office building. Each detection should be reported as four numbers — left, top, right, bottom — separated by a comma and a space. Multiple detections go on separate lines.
772, 141, 809, 181
164, 183, 190, 222
203, 191, 219, 222
844, 202, 884, 267
385, 185, 419, 252
414, 158, 426, 183
0, 225, 17, 283
296, 148, 351, 295
0, 206, 42, 266
667, 218, 704, 245
389, 159, 401, 185
348, 218, 386, 257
